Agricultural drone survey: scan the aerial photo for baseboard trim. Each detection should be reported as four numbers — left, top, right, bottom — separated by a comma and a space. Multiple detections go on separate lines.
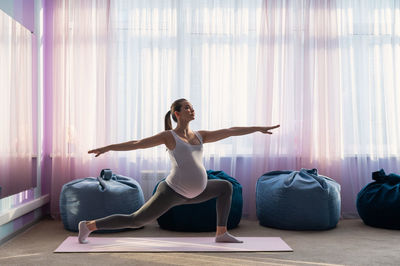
0, 194, 49, 226
0, 213, 43, 246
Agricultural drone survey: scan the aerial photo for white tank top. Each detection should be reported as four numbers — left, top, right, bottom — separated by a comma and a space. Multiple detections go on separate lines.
165, 130, 207, 198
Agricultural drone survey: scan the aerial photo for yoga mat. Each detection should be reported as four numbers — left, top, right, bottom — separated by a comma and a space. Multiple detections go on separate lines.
55, 237, 292, 253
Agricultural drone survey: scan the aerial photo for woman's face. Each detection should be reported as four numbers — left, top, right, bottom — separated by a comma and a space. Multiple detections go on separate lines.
175, 101, 195, 122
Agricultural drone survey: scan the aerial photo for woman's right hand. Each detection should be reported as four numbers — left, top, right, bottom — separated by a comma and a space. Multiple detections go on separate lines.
259, 125, 280, 134
88, 146, 110, 157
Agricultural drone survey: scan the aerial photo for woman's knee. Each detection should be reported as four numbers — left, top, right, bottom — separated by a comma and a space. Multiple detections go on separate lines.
129, 212, 148, 228
220, 180, 233, 195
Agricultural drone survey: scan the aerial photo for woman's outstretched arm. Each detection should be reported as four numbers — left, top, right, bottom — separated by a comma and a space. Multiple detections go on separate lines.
198, 125, 280, 144
88, 131, 169, 157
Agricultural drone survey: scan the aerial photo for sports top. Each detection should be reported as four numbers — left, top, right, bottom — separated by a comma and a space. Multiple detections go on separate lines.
165, 130, 207, 199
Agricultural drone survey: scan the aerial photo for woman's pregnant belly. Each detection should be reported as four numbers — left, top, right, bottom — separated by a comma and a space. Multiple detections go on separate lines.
165, 166, 207, 199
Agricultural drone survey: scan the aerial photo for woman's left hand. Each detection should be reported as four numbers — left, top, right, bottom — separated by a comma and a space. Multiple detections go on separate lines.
259, 125, 280, 134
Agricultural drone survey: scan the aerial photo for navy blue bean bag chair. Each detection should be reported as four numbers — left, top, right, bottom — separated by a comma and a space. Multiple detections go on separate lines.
357, 169, 400, 229
152, 170, 243, 232
60, 169, 145, 232
256, 168, 341, 230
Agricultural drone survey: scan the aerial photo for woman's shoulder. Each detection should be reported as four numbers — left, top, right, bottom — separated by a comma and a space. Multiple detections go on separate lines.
196, 130, 206, 137
162, 130, 176, 149
159, 130, 174, 138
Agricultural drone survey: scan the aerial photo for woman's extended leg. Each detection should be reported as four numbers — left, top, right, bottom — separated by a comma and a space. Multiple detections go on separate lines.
78, 181, 186, 243
186, 179, 242, 243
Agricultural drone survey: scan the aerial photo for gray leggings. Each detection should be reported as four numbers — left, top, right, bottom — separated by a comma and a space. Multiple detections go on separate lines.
95, 179, 233, 230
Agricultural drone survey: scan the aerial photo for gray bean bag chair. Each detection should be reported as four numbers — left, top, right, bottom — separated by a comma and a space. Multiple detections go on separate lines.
256, 168, 341, 230
60, 169, 144, 232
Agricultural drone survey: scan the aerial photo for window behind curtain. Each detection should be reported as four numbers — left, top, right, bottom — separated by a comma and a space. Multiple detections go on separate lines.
337, 1, 400, 157
106, 0, 263, 158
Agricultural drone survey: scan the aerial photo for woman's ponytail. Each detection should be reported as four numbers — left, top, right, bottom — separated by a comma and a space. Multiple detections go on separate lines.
164, 110, 172, 130
165, 98, 187, 131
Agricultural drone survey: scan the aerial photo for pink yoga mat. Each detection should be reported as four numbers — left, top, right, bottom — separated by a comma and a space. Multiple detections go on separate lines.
54, 237, 292, 253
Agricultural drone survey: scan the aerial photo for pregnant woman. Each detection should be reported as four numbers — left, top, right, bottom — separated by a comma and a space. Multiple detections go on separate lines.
79, 98, 280, 244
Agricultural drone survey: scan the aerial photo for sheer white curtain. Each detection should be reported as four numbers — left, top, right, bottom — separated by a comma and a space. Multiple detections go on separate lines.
49, 0, 400, 218
253, 0, 400, 217
49, 0, 263, 217
0, 10, 33, 198
337, 0, 400, 216
50, 0, 112, 216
